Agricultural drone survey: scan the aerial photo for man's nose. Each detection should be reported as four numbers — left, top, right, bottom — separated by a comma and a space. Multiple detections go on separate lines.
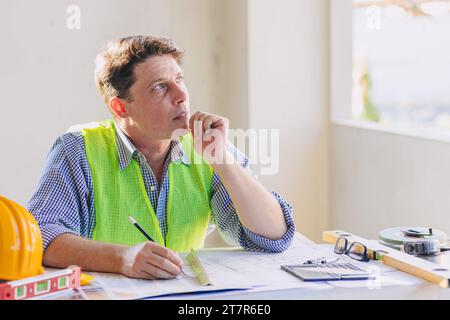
173, 83, 188, 106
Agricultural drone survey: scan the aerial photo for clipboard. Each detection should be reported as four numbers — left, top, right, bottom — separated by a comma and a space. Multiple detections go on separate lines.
281, 262, 372, 282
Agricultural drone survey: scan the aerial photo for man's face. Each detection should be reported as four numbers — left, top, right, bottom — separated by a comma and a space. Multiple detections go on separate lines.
125, 54, 190, 140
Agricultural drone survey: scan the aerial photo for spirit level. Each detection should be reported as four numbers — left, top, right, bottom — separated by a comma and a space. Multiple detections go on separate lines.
0, 266, 81, 300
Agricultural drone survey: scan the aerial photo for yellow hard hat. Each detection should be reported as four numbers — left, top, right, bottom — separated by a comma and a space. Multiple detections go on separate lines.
0, 195, 44, 281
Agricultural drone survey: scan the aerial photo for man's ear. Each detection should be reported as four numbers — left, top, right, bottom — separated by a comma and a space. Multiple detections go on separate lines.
109, 98, 128, 118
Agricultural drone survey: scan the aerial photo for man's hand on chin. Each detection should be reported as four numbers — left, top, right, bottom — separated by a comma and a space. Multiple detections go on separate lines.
188, 111, 231, 166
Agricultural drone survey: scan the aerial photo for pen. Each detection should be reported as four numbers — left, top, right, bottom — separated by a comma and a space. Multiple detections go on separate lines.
127, 216, 195, 279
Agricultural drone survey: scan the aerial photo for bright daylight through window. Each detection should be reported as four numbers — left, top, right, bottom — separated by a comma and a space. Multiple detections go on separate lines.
353, 0, 450, 130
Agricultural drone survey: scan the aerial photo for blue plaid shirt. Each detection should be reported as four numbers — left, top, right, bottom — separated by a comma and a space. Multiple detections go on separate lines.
28, 122, 295, 253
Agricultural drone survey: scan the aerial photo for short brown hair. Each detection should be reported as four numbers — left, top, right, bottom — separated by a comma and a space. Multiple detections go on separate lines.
94, 35, 184, 105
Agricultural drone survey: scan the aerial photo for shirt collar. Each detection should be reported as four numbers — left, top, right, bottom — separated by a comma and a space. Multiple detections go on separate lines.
114, 124, 190, 170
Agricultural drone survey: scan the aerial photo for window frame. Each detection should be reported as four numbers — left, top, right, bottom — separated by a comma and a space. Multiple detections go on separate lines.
330, 0, 450, 144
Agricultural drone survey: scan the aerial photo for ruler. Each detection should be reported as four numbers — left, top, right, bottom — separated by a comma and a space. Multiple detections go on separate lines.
186, 249, 213, 286
323, 230, 450, 288
0, 266, 81, 300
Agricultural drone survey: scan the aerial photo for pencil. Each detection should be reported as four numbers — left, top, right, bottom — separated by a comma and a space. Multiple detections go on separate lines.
128, 216, 154, 242
128, 216, 196, 280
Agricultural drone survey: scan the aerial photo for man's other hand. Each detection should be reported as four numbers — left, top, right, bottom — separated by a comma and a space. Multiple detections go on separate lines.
189, 111, 230, 165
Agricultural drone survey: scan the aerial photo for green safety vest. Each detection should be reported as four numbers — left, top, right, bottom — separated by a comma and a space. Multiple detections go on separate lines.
82, 120, 213, 252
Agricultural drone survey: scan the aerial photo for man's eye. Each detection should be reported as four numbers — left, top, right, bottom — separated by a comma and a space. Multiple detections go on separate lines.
176, 77, 184, 83
154, 83, 167, 91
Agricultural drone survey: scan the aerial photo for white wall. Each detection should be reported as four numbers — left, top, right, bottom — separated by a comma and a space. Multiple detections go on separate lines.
210, 0, 331, 243
332, 123, 450, 239
0, 0, 216, 205
210, 0, 249, 130
247, 0, 330, 242
330, 0, 352, 119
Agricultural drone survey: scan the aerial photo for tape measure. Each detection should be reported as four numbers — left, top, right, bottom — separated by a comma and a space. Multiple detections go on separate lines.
379, 227, 448, 256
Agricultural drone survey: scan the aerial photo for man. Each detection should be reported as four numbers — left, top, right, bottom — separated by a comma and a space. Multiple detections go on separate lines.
28, 36, 295, 280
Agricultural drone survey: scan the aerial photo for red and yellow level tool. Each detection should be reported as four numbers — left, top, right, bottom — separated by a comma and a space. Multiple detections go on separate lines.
0, 266, 81, 300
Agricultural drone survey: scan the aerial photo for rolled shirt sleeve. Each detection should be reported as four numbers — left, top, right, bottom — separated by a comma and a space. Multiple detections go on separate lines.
210, 143, 295, 253
27, 133, 93, 251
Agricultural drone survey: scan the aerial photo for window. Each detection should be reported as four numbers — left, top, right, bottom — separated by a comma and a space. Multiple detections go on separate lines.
352, 0, 450, 130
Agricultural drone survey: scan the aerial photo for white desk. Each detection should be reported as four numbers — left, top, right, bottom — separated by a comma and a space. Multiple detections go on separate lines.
154, 244, 450, 300
61, 235, 450, 300
157, 282, 450, 300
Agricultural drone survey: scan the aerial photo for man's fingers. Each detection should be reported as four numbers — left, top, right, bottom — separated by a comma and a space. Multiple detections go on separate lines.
211, 118, 226, 129
190, 111, 210, 131
189, 111, 202, 128
202, 115, 215, 131
195, 113, 208, 132
140, 264, 175, 279
146, 253, 182, 277
144, 242, 183, 268
190, 112, 225, 134
134, 269, 158, 280
189, 111, 197, 132
123, 242, 185, 280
